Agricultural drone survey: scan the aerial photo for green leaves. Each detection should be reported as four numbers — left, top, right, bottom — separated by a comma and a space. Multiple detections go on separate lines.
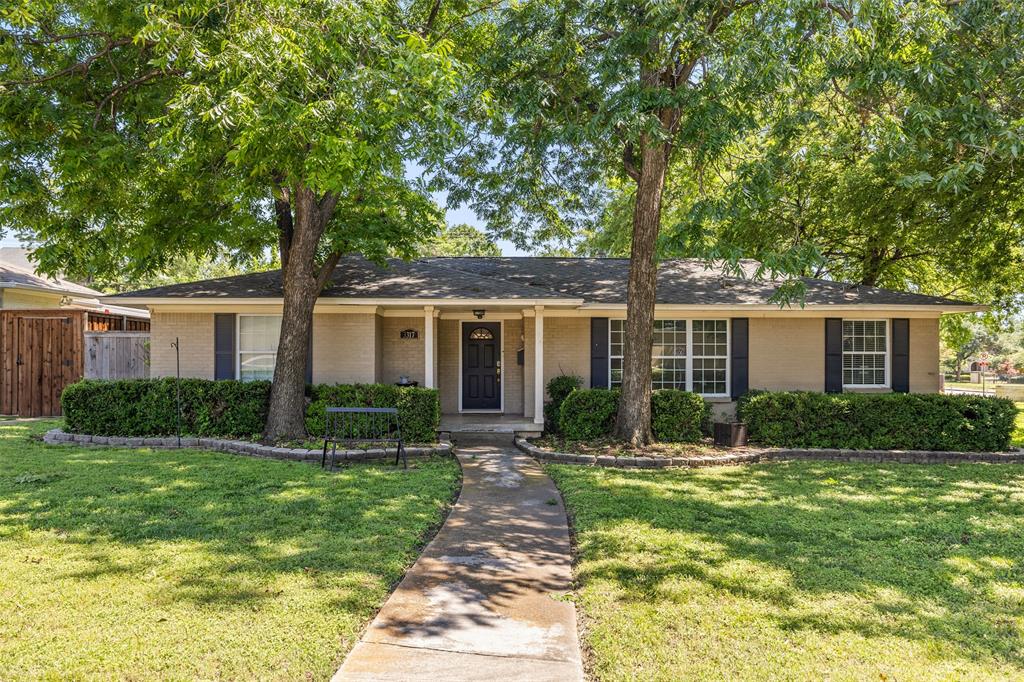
1, 0, 477, 280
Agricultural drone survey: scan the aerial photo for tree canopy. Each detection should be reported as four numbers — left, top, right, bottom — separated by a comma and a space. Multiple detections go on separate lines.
579, 0, 1024, 314
419, 223, 501, 257
1, 0, 484, 438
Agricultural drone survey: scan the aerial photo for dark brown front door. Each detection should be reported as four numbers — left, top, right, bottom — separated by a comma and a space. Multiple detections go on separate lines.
462, 322, 501, 410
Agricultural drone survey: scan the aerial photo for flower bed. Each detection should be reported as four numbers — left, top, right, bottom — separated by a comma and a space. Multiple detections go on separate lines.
44, 428, 451, 463
518, 437, 1024, 469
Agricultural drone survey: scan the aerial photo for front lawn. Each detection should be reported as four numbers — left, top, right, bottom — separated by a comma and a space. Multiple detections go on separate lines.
0, 420, 460, 680
548, 461, 1024, 681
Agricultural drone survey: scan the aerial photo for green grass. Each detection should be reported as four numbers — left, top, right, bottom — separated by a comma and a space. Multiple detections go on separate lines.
548, 461, 1024, 681
945, 381, 1002, 393
0, 420, 460, 680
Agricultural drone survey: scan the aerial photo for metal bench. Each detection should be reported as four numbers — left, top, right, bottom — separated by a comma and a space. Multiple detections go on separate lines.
321, 407, 407, 470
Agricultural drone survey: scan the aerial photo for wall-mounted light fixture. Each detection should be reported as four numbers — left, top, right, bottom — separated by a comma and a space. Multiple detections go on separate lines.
473, 309, 486, 319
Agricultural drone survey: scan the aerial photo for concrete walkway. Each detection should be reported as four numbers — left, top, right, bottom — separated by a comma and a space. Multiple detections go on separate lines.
333, 434, 584, 681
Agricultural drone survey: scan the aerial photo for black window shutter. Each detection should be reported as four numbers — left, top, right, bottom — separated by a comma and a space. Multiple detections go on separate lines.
214, 313, 236, 380
730, 318, 749, 399
891, 318, 910, 393
590, 317, 609, 388
824, 318, 843, 393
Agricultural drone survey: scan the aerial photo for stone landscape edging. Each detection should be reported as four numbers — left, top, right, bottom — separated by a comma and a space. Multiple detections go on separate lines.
43, 428, 452, 463
515, 437, 1024, 469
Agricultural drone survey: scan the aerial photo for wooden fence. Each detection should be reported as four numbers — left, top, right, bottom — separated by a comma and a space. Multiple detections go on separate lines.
84, 331, 150, 380
0, 310, 85, 417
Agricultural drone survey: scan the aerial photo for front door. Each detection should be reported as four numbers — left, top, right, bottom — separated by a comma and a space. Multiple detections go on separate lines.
462, 322, 501, 410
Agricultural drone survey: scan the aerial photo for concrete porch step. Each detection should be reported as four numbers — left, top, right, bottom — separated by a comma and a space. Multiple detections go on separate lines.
438, 414, 543, 439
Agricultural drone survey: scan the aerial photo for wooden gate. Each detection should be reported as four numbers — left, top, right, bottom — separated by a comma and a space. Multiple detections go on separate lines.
0, 310, 84, 417
85, 331, 149, 379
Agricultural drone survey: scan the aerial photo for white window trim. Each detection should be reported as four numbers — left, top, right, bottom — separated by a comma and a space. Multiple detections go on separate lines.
841, 318, 890, 389
237, 313, 283, 382
609, 318, 730, 398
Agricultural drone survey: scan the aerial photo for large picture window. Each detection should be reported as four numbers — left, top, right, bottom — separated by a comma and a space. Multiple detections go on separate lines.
238, 315, 282, 381
842, 319, 888, 387
610, 319, 729, 396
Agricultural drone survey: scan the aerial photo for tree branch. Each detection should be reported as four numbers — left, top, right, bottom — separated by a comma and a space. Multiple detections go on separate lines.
623, 143, 641, 182
92, 68, 181, 128
820, 0, 853, 23
2, 36, 135, 87
315, 251, 342, 291
422, 0, 443, 36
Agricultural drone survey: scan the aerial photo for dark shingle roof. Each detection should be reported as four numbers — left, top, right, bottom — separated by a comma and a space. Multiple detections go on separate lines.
113, 257, 572, 300
111, 255, 975, 307
423, 258, 976, 307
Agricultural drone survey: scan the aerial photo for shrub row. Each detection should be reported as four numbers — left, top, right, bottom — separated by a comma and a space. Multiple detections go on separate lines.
557, 388, 710, 443
738, 391, 1017, 452
62, 379, 440, 442
305, 383, 439, 443
62, 378, 271, 438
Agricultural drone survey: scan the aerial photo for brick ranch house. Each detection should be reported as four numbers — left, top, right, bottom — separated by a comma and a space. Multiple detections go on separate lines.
104, 257, 981, 425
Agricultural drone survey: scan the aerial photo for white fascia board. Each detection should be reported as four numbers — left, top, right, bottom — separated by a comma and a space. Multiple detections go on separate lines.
102, 296, 584, 307
576, 302, 985, 314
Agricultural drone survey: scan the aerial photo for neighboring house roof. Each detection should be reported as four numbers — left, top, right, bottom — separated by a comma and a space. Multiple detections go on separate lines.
0, 261, 105, 298
0, 250, 149, 318
105, 255, 979, 310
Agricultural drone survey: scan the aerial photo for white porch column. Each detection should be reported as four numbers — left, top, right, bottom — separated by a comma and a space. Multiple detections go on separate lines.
423, 306, 435, 388
533, 305, 544, 424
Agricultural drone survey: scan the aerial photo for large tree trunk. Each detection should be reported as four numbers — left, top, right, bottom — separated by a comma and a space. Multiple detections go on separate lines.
614, 138, 670, 446
264, 185, 337, 441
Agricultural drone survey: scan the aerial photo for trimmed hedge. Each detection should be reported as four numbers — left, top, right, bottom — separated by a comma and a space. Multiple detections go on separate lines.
544, 375, 583, 433
557, 388, 710, 443
62, 378, 270, 437
738, 391, 1017, 452
651, 390, 710, 443
62, 379, 441, 442
558, 389, 620, 440
305, 384, 440, 443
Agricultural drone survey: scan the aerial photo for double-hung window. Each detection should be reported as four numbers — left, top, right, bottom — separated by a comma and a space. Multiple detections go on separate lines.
238, 315, 282, 381
842, 319, 888, 387
610, 319, 729, 397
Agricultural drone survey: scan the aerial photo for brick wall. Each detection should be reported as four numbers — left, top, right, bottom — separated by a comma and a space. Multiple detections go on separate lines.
311, 313, 377, 384
503, 319, 525, 415
150, 312, 214, 378
748, 317, 825, 391
543, 317, 590, 389
380, 316, 426, 385
438, 319, 460, 414
910, 317, 940, 392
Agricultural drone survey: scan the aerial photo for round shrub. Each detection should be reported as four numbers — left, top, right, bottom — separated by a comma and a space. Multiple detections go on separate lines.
558, 389, 619, 440
651, 390, 710, 442
544, 375, 583, 433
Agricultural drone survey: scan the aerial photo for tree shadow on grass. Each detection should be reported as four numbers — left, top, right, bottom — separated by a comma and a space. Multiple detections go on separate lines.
0, 431, 461, 610
552, 460, 1024, 671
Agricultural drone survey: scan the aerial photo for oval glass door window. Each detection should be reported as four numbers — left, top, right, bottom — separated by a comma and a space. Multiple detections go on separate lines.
469, 327, 495, 340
